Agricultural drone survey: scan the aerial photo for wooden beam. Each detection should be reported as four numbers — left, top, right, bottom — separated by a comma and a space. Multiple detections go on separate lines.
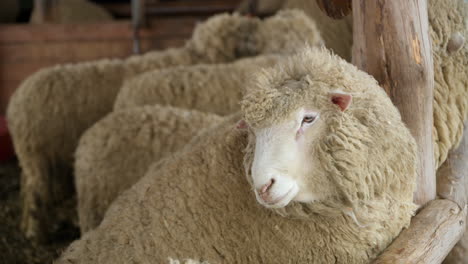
352, 0, 435, 206
0, 17, 198, 114
373, 199, 467, 264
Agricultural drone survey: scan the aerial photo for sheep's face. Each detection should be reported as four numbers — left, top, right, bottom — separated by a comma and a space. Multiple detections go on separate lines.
241, 48, 417, 217
243, 93, 351, 208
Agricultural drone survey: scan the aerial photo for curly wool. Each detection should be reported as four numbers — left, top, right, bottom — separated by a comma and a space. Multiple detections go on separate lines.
242, 47, 417, 220
76, 105, 222, 233
429, 0, 468, 167
76, 55, 283, 232
114, 55, 283, 114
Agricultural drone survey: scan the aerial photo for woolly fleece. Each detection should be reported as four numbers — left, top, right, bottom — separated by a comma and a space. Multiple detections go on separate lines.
57, 48, 417, 264
114, 55, 283, 114
76, 105, 222, 232
77, 55, 282, 232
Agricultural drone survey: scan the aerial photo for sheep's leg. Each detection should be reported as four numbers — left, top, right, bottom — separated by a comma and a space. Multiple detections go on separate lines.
19, 150, 76, 242
19, 151, 54, 241
75, 105, 222, 233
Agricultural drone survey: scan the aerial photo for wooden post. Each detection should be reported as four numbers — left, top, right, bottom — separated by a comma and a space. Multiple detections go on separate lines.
437, 123, 467, 208
31, 0, 57, 24
437, 124, 468, 263
373, 199, 467, 264
131, 0, 147, 54
352, 0, 435, 206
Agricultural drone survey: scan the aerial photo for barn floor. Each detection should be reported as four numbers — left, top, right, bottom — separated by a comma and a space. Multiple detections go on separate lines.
0, 161, 76, 264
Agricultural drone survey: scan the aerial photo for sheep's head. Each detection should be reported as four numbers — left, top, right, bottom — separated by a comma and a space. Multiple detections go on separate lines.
241, 48, 418, 218
189, 10, 323, 62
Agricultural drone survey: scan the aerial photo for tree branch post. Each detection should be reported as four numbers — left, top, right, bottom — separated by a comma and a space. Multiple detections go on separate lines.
352, 0, 435, 206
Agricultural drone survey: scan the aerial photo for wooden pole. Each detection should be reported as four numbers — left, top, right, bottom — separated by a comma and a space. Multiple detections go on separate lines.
437, 123, 467, 208
373, 199, 467, 264
31, 0, 57, 24
352, 0, 435, 206
437, 124, 468, 263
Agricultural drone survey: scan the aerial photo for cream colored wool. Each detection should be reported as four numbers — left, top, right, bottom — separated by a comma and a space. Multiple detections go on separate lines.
30, 0, 113, 24
429, 0, 468, 168
76, 105, 222, 233
77, 55, 282, 232
7, 9, 323, 240
57, 48, 417, 264
114, 55, 283, 113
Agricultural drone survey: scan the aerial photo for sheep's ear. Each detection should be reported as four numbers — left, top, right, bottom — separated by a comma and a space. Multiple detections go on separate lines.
236, 119, 249, 130
330, 92, 352, 112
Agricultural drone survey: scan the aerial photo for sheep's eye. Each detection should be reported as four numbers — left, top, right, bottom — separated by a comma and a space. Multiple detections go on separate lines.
302, 115, 317, 125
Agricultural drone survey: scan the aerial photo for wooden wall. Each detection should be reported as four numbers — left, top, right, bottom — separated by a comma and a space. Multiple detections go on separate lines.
0, 16, 199, 114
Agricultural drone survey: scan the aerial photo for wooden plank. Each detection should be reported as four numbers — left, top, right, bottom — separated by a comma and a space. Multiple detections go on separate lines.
0, 38, 186, 63
102, 0, 241, 17
0, 36, 187, 114
373, 199, 467, 264
352, 0, 435, 206
0, 17, 198, 44
0, 37, 186, 85
0, 16, 197, 115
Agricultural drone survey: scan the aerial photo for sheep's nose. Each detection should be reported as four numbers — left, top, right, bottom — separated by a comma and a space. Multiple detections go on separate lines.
257, 178, 275, 197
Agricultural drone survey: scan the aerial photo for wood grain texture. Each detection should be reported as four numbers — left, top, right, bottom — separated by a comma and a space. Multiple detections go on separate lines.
352, 0, 435, 205
0, 17, 197, 114
437, 123, 467, 209
315, 0, 352, 19
373, 199, 467, 264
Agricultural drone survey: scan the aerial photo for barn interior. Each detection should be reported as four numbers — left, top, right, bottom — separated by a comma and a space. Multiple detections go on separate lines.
0, 1, 466, 263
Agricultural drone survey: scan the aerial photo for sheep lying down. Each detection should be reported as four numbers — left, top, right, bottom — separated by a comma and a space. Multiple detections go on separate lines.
57, 48, 418, 263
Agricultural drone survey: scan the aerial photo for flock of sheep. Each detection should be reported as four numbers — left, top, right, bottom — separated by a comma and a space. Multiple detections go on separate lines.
6, 0, 468, 263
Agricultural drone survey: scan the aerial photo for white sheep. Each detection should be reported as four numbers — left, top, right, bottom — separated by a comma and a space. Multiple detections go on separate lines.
75, 105, 222, 232
57, 48, 418, 264
114, 55, 282, 114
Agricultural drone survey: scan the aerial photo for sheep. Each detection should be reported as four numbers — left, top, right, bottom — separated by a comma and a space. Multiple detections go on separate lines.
29, 0, 113, 24
114, 55, 283, 113
76, 105, 222, 233
76, 55, 281, 232
56, 48, 418, 264
6, 9, 323, 241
